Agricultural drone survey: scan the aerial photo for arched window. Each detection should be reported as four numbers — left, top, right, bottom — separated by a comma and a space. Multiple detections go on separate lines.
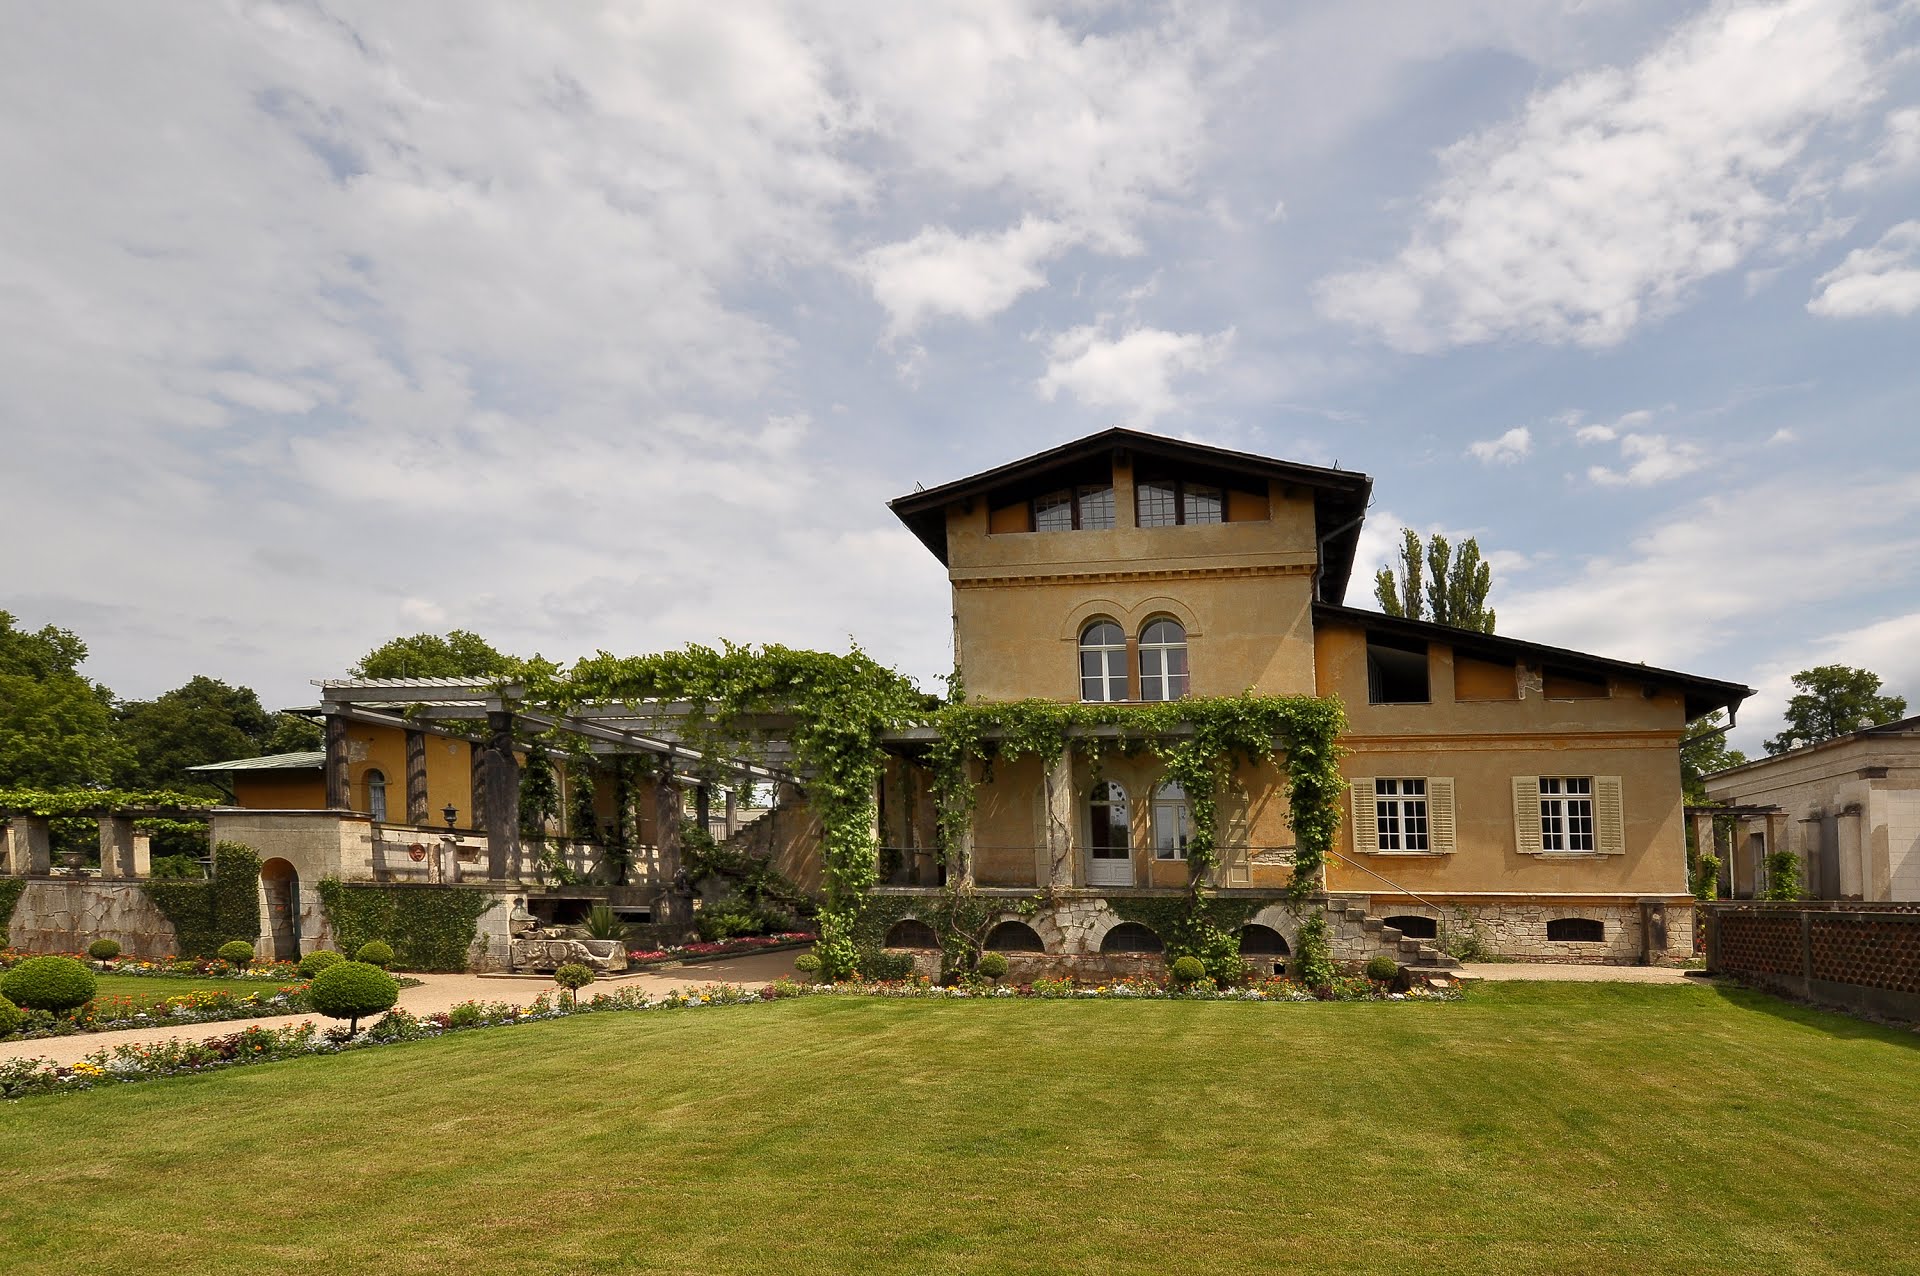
1239, 924, 1289, 955
1079, 620, 1127, 702
984, 920, 1045, 952
1138, 619, 1189, 701
1547, 917, 1605, 943
1100, 922, 1164, 953
364, 769, 388, 823
1152, 781, 1191, 861
884, 919, 937, 949
1087, 780, 1133, 886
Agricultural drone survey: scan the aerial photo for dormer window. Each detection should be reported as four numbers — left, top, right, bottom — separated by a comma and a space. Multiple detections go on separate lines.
1136, 478, 1224, 527
1032, 485, 1115, 532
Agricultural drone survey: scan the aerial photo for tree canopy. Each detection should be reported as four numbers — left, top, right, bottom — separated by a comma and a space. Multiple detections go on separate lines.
113, 676, 318, 793
1373, 529, 1495, 632
1681, 710, 1748, 804
1764, 665, 1908, 755
352, 630, 519, 680
0, 610, 123, 788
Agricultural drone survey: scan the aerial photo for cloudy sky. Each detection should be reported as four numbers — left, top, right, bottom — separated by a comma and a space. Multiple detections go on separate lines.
4, 0, 1918, 752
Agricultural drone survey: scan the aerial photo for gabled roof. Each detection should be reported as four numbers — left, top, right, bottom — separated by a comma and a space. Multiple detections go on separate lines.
1313, 602, 1754, 722
187, 751, 326, 773
889, 427, 1374, 601
1705, 713, 1920, 780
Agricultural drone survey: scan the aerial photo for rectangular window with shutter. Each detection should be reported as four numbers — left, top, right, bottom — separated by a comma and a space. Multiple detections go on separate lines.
1517, 775, 1624, 854
1354, 777, 1454, 854
1375, 778, 1429, 851
1540, 777, 1595, 852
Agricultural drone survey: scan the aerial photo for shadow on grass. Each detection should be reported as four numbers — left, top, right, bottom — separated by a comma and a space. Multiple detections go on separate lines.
1704, 978, 1920, 1048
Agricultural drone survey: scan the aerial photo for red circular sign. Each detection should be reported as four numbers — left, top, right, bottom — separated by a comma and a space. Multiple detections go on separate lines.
408, 843, 428, 862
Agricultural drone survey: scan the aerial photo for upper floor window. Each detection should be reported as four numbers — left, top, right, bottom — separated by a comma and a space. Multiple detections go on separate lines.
365, 768, 388, 823
1138, 618, 1189, 701
1033, 485, 1116, 532
1366, 634, 1430, 704
1374, 778, 1428, 852
1539, 777, 1595, 852
1152, 782, 1191, 860
1136, 479, 1224, 527
1079, 620, 1127, 702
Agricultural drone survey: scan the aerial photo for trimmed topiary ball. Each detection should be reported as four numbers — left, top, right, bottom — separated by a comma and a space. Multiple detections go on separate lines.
217, 940, 256, 968
976, 952, 1009, 981
355, 940, 395, 970
308, 961, 401, 1033
297, 950, 346, 980
0, 955, 98, 1013
1364, 954, 1400, 983
86, 938, 122, 962
1170, 955, 1207, 986
793, 952, 822, 976
0, 993, 21, 1037
553, 962, 596, 1005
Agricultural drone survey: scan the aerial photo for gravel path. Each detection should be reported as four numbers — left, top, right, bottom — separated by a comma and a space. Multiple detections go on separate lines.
1460, 962, 1703, 983
0, 950, 800, 1068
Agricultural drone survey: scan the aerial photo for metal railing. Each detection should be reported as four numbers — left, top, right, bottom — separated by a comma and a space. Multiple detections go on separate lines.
1326, 849, 1450, 951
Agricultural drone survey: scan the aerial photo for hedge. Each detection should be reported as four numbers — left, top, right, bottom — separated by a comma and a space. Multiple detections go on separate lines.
315, 881, 497, 973
0, 877, 24, 948
142, 842, 262, 959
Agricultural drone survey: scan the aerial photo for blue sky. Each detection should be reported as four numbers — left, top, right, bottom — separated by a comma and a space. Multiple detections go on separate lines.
2, 1, 1917, 753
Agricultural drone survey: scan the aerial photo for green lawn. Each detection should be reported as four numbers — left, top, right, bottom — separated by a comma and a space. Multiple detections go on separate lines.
1, 983, 1914, 1275
88, 974, 302, 1014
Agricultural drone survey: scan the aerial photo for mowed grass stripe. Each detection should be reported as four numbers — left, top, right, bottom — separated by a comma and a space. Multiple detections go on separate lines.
0, 983, 1914, 1275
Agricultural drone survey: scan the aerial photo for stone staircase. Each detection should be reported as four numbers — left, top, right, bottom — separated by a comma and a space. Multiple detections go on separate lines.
1316, 892, 1462, 971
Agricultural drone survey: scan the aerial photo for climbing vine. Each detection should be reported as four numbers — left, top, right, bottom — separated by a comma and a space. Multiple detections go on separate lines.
315, 880, 499, 972
0, 876, 25, 947
143, 841, 262, 959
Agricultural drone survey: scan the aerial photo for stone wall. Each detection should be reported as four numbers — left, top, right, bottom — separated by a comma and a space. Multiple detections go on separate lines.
1707, 901, 1920, 1020
1357, 897, 1688, 964
5, 880, 180, 959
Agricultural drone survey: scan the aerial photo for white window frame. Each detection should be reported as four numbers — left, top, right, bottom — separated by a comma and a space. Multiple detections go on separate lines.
1087, 780, 1134, 886
1539, 777, 1596, 853
1374, 778, 1429, 852
1138, 619, 1189, 702
1079, 620, 1128, 702
365, 769, 388, 823
1152, 782, 1191, 860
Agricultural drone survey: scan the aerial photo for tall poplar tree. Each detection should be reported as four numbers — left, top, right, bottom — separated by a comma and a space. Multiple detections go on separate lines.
1373, 529, 1496, 633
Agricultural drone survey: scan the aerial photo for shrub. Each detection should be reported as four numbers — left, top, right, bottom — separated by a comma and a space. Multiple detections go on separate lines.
857, 950, 915, 982
0, 956, 98, 1013
793, 952, 822, 976
217, 940, 256, 969
308, 961, 401, 1033
355, 940, 395, 969
976, 952, 1009, 982
1762, 849, 1803, 901
1364, 954, 1400, 983
553, 962, 596, 1005
86, 938, 122, 962
696, 898, 763, 942
1292, 912, 1336, 990
1444, 924, 1496, 963
580, 904, 633, 942
0, 994, 20, 1037
298, 950, 346, 980
1169, 955, 1208, 985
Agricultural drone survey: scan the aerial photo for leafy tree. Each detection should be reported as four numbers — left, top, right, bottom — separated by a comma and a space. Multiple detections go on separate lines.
0, 611, 123, 787
352, 630, 518, 680
1764, 665, 1907, 755
1373, 529, 1495, 632
114, 676, 274, 792
1681, 711, 1748, 805
262, 712, 323, 753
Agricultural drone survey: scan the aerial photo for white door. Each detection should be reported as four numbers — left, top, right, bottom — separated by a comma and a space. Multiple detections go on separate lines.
1087, 781, 1134, 887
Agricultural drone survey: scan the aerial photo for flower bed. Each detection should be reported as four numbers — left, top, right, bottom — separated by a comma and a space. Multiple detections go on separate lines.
0, 972, 1458, 1100
625, 932, 815, 966
0, 950, 302, 981
1, 985, 312, 1043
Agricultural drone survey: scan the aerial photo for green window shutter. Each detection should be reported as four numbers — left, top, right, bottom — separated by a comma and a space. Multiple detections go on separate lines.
1427, 777, 1457, 854
1350, 779, 1378, 854
1595, 776, 1626, 854
1512, 776, 1543, 855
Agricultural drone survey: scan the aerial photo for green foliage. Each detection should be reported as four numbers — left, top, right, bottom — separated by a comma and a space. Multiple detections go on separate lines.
1364, 954, 1399, 982
87, 938, 122, 962
1373, 529, 1496, 632
315, 881, 497, 973
0, 786, 215, 817
0, 955, 98, 1012
682, 821, 811, 919
353, 630, 519, 680
1691, 851, 1721, 902
792, 952, 822, 975
217, 940, 256, 968
298, 950, 346, 979
0, 876, 25, 947
142, 841, 262, 959
519, 743, 559, 841
566, 765, 600, 842
1443, 924, 1496, 964
149, 852, 203, 879
354, 940, 396, 969
0, 610, 125, 787
553, 962, 595, 1004
1762, 849, 1803, 901
112, 675, 274, 794
263, 712, 324, 753
1765, 665, 1908, 755
1170, 955, 1207, 985
1681, 711, 1748, 805
976, 951, 1009, 981
1293, 910, 1335, 989
307, 961, 400, 1032
580, 904, 633, 942
0, 994, 18, 1037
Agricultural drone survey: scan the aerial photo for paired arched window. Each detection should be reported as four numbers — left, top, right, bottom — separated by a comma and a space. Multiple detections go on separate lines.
1138, 619, 1188, 701
1151, 781, 1191, 861
1079, 621, 1127, 702
364, 769, 388, 823
1079, 617, 1188, 701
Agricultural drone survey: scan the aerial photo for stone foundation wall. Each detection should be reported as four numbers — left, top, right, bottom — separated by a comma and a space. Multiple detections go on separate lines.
1360, 898, 1692, 964
5, 880, 180, 959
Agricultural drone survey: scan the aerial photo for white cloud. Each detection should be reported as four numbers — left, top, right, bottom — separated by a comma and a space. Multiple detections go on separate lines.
1316, 0, 1894, 351
1842, 105, 1920, 188
861, 217, 1074, 334
1767, 427, 1799, 445
1734, 610, 1920, 751
1035, 323, 1234, 424
1807, 220, 1920, 317
1467, 426, 1532, 464
1587, 432, 1709, 486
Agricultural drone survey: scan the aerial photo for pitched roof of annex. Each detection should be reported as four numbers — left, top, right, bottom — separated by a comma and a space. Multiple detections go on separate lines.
1704, 713, 1920, 781
888, 427, 1374, 601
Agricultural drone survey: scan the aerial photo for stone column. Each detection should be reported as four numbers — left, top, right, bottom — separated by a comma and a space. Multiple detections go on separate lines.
1042, 749, 1076, 889
696, 784, 712, 843
952, 758, 976, 889
7, 815, 51, 875
655, 768, 693, 934
97, 815, 135, 879
724, 788, 739, 838
469, 740, 489, 833
405, 729, 430, 825
481, 710, 520, 881
323, 713, 351, 810
131, 829, 152, 879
